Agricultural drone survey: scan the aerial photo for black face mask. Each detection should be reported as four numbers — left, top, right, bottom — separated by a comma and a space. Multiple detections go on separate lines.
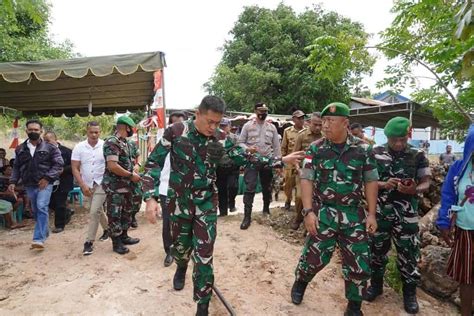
257, 113, 268, 121
27, 132, 40, 141
127, 129, 133, 137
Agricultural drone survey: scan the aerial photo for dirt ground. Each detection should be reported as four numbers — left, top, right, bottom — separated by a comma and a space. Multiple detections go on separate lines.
0, 195, 458, 316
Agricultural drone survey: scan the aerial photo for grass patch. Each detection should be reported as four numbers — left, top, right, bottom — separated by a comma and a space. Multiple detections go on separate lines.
385, 251, 402, 293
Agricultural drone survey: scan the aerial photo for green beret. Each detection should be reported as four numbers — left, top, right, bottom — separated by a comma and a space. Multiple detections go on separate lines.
384, 116, 411, 137
116, 115, 135, 128
321, 102, 350, 117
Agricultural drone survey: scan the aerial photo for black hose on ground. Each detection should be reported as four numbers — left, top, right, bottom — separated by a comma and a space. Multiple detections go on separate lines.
212, 285, 237, 316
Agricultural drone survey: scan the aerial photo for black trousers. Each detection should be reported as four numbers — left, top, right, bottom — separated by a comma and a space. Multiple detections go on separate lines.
216, 166, 239, 215
49, 189, 70, 229
160, 194, 172, 255
243, 166, 273, 210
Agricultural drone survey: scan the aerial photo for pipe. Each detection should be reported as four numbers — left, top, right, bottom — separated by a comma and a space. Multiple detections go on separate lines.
212, 285, 237, 316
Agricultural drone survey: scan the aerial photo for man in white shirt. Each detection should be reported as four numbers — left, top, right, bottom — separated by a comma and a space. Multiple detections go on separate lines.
159, 112, 186, 267
71, 121, 109, 255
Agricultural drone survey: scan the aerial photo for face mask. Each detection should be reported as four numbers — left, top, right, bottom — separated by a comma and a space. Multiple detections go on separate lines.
257, 113, 267, 121
127, 128, 133, 137
27, 132, 40, 141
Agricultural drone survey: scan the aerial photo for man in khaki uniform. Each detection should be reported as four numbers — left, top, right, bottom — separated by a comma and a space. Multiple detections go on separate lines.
291, 112, 323, 230
281, 110, 305, 210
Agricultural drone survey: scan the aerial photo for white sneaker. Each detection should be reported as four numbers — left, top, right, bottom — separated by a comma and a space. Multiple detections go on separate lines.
31, 241, 45, 250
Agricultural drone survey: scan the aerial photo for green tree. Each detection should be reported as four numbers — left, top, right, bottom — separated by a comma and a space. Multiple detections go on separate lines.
378, 0, 474, 136
0, 0, 74, 62
455, 0, 474, 79
205, 4, 375, 114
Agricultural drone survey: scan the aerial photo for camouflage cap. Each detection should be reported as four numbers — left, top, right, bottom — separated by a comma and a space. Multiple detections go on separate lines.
116, 115, 135, 128
321, 102, 350, 117
384, 116, 411, 137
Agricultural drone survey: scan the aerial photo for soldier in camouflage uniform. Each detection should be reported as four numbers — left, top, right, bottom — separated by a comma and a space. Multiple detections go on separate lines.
291, 112, 323, 230
102, 116, 141, 255
143, 96, 304, 316
129, 139, 143, 228
291, 102, 379, 316
216, 118, 240, 216
365, 117, 431, 314
142, 96, 255, 316
281, 110, 306, 210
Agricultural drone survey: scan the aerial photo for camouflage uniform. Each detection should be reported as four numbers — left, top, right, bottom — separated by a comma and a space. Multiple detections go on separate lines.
371, 144, 431, 285
102, 134, 134, 237
216, 132, 239, 215
293, 128, 323, 225
128, 140, 143, 216
295, 135, 379, 302
143, 120, 251, 304
281, 126, 303, 204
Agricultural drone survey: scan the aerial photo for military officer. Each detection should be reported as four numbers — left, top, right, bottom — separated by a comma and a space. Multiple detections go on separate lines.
102, 116, 141, 254
291, 102, 379, 316
365, 117, 431, 314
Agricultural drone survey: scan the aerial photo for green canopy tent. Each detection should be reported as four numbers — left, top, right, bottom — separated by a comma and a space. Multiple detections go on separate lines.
0, 51, 166, 116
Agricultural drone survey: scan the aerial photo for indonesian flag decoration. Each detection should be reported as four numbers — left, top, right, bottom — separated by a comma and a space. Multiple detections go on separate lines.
371, 126, 376, 137
151, 70, 166, 140
9, 117, 19, 149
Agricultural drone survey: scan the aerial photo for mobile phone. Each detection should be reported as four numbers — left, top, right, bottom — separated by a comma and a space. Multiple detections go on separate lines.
400, 178, 415, 186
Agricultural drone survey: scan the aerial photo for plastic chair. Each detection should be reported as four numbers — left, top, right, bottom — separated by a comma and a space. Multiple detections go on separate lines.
13, 200, 23, 223
68, 187, 83, 207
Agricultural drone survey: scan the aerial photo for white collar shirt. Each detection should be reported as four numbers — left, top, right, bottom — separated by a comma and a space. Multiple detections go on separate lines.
71, 139, 105, 187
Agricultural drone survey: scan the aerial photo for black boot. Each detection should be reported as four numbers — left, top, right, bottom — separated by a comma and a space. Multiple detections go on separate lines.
344, 300, 363, 316
173, 265, 187, 290
403, 283, 419, 314
262, 202, 270, 215
241, 193, 254, 230
131, 213, 138, 228
364, 277, 383, 302
120, 230, 140, 245
112, 236, 129, 255
240, 209, 251, 230
196, 302, 209, 316
291, 279, 308, 305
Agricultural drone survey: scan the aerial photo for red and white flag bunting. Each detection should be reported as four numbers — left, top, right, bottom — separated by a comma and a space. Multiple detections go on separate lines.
151, 70, 166, 141
9, 118, 19, 149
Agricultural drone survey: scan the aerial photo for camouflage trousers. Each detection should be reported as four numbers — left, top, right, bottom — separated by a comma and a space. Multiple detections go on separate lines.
295, 207, 371, 302
170, 205, 217, 304
131, 192, 142, 215
106, 192, 133, 237
370, 201, 420, 285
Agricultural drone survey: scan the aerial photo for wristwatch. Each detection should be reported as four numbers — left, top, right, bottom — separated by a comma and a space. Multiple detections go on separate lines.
301, 207, 313, 217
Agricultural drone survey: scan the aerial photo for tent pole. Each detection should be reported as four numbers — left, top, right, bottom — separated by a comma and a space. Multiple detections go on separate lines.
160, 52, 167, 129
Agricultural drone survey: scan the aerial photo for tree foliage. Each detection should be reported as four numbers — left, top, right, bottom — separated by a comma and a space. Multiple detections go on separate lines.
379, 0, 474, 137
455, 0, 474, 79
0, 0, 75, 62
206, 4, 375, 114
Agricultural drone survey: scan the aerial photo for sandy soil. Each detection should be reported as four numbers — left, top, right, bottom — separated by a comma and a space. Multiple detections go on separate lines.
0, 196, 458, 316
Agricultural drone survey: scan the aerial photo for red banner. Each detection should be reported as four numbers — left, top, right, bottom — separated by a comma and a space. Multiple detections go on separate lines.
9, 118, 19, 149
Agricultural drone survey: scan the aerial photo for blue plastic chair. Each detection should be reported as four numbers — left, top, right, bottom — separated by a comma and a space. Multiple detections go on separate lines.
68, 187, 83, 207
13, 200, 23, 223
